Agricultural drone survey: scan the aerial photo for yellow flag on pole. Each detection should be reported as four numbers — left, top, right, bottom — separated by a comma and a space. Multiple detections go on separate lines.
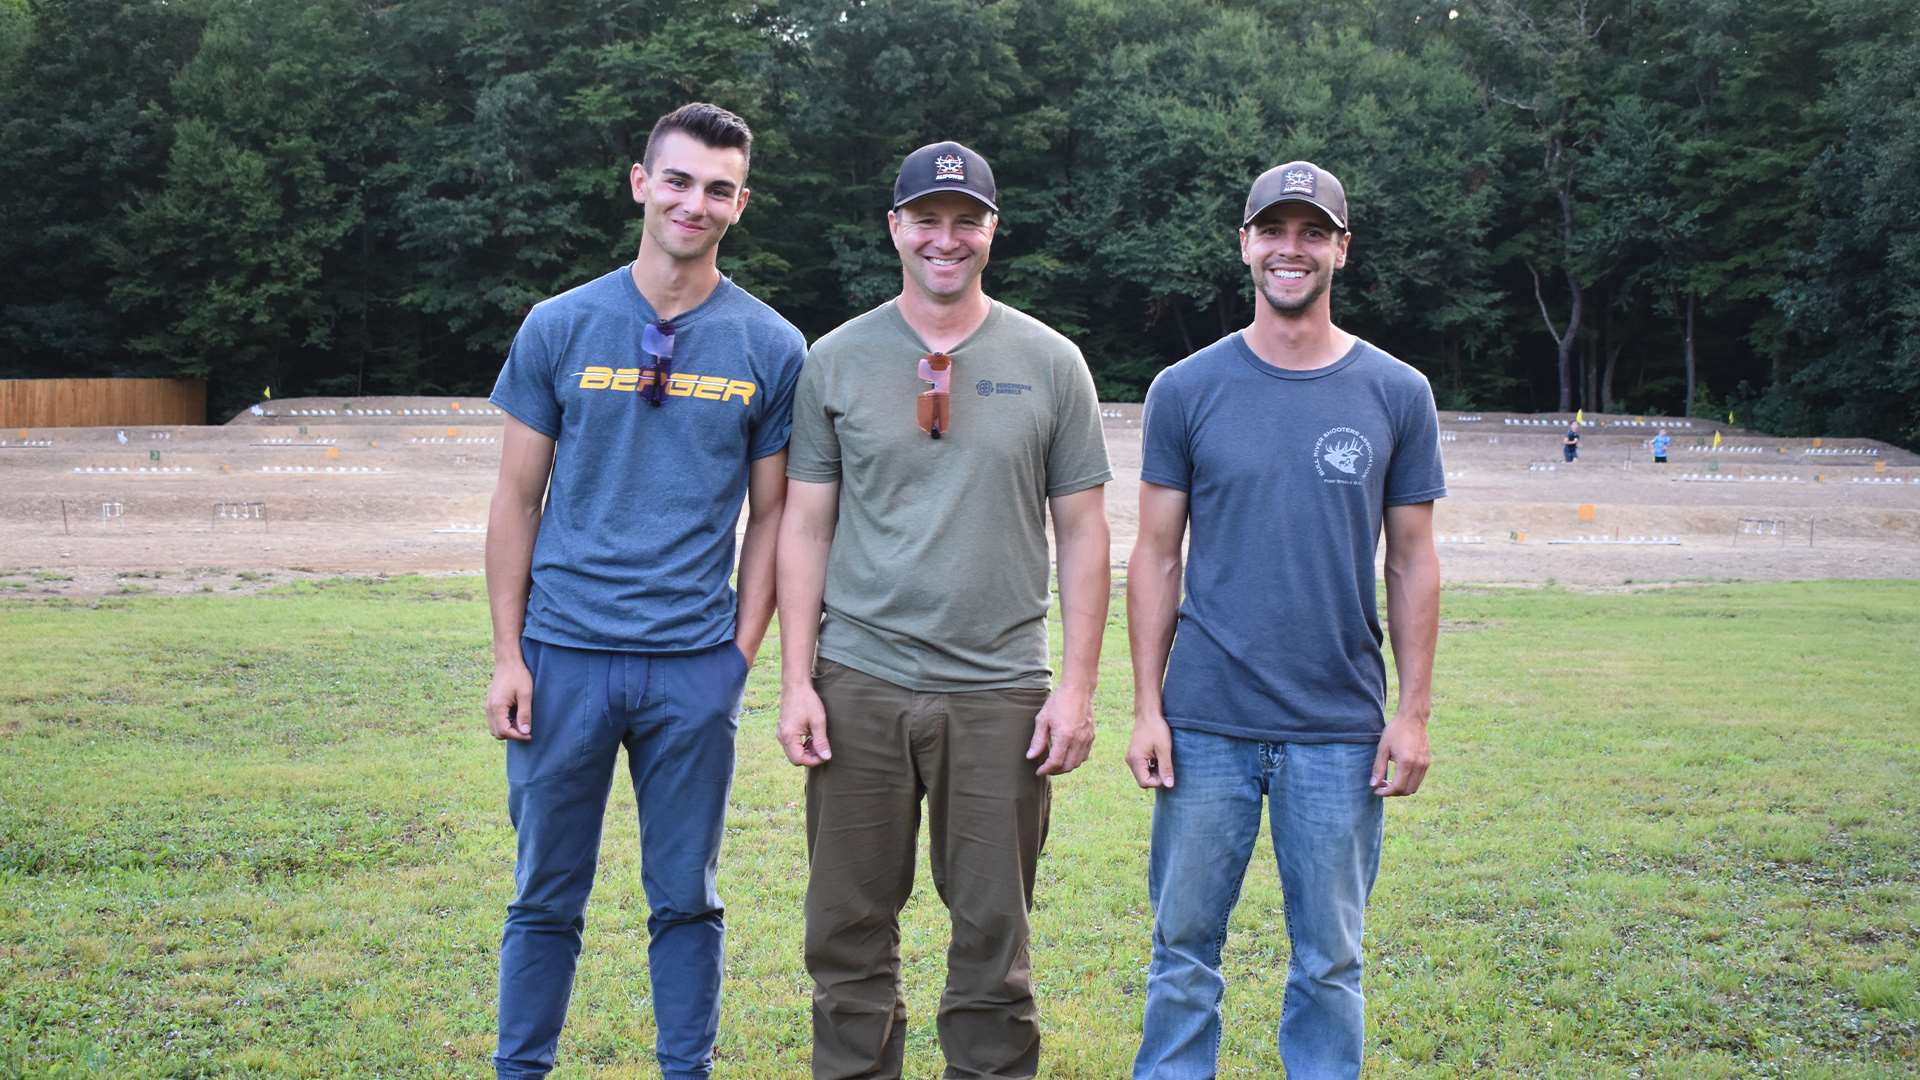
263, 387, 272, 400
1728, 411, 1735, 425
1576, 409, 1585, 425
1712, 430, 1723, 449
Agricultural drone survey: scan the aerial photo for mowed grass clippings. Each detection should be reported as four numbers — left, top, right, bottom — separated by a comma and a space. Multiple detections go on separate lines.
0, 578, 1915, 1078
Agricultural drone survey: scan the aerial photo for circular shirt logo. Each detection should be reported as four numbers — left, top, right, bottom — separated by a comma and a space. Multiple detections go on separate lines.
975, 379, 995, 397
1312, 426, 1376, 484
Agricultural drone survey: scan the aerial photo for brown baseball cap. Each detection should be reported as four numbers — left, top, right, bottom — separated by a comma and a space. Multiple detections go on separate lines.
1242, 161, 1347, 230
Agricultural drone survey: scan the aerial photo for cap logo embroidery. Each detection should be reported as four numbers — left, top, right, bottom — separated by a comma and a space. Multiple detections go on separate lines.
934, 153, 966, 182
1282, 168, 1315, 196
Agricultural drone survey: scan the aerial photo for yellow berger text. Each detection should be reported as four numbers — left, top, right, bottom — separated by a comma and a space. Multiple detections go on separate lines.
577, 366, 756, 405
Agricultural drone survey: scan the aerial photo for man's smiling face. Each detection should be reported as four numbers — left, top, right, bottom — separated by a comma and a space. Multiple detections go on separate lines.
889, 191, 997, 303
631, 130, 750, 263
1239, 201, 1350, 318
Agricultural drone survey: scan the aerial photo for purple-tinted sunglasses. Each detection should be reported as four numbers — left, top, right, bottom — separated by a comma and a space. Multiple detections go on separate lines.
641, 320, 674, 406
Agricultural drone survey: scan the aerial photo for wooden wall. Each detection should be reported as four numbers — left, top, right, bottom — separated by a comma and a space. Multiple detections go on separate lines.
0, 378, 208, 428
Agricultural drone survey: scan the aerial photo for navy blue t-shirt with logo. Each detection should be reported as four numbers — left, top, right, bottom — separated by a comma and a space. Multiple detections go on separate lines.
1140, 333, 1447, 742
490, 265, 805, 653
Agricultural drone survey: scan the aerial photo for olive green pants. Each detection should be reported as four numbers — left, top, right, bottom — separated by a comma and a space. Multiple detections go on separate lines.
803, 660, 1053, 1080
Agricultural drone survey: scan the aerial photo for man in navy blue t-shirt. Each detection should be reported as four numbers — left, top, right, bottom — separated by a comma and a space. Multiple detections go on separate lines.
482, 103, 805, 1080
1125, 162, 1444, 1079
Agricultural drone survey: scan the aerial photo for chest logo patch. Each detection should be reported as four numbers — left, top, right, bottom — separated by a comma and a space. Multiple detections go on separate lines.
973, 380, 1033, 397
1313, 426, 1375, 486
572, 366, 756, 405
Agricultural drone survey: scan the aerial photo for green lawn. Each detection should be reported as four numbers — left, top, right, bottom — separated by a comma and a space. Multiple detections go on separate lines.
1, 577, 1916, 1078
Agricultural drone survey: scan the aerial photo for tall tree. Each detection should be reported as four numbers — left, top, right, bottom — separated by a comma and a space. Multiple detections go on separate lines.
388, 0, 778, 389
1462, 0, 1631, 411
109, 0, 385, 419
1770, 0, 1920, 443
0, 0, 201, 377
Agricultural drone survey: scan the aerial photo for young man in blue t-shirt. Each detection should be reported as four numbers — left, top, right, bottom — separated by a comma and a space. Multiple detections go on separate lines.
482, 103, 805, 1080
1651, 429, 1672, 463
1125, 162, 1444, 1079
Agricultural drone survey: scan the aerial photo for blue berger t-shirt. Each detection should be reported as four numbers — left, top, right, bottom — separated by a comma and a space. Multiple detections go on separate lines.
1141, 333, 1447, 742
490, 266, 805, 652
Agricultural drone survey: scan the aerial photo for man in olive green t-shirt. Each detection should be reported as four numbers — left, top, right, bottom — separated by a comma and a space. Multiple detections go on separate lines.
775, 141, 1112, 1080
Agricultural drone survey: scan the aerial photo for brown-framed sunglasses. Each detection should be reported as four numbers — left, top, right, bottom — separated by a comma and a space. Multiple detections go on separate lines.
917, 352, 952, 439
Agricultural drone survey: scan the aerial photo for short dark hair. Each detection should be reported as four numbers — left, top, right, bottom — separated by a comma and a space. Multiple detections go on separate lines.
643, 102, 752, 172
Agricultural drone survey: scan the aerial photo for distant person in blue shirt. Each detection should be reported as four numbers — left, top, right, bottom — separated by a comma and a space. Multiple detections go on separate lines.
482, 102, 805, 1080
1126, 161, 1445, 1080
1651, 430, 1672, 463
1563, 422, 1581, 463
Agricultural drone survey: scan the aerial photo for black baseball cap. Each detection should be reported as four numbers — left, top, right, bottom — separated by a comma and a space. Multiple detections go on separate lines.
1243, 161, 1348, 230
892, 141, 998, 213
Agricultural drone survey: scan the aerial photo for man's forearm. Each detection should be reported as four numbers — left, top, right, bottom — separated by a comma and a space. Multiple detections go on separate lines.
1053, 514, 1111, 694
484, 495, 541, 665
1126, 541, 1181, 717
735, 509, 780, 662
775, 527, 829, 690
1384, 548, 1440, 716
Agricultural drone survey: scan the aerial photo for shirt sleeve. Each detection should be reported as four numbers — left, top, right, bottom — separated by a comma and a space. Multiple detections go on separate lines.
748, 326, 807, 460
488, 307, 562, 439
785, 342, 840, 483
1385, 374, 1448, 506
1138, 368, 1192, 492
1045, 343, 1114, 497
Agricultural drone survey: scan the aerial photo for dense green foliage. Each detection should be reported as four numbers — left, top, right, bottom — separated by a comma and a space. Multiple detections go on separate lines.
2, 0, 1915, 446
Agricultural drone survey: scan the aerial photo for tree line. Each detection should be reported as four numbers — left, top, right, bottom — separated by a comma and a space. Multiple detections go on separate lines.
2, 0, 1914, 447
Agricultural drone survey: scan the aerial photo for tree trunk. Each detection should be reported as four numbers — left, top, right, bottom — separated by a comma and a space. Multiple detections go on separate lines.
1169, 300, 1194, 357
1598, 289, 1620, 414
357, 189, 371, 396
1683, 293, 1697, 418
1532, 261, 1582, 414
1602, 340, 1622, 415
1580, 331, 1594, 414
1531, 167, 1584, 413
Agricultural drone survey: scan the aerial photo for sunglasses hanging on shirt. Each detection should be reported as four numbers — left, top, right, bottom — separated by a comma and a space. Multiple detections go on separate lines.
917, 352, 952, 439
640, 320, 675, 406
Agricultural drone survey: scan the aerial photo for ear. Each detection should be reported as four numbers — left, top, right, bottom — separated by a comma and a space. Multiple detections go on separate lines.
629, 163, 647, 206
731, 185, 751, 224
1238, 226, 1252, 266
1334, 230, 1351, 269
887, 209, 901, 244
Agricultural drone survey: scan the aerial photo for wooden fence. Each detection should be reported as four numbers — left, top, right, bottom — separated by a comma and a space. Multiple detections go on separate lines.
0, 378, 207, 428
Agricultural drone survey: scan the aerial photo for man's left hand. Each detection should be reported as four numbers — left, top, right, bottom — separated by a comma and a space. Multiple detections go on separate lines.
1027, 687, 1095, 776
1371, 711, 1431, 797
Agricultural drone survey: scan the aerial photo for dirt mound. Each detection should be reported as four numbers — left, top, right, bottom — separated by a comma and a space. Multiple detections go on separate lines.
4, 402, 1918, 595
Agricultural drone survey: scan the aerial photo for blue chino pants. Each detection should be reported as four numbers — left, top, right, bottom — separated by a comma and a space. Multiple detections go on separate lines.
1134, 729, 1384, 1080
494, 636, 749, 1080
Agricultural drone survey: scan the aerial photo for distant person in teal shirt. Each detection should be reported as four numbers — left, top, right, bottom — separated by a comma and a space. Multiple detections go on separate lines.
1651, 430, 1672, 463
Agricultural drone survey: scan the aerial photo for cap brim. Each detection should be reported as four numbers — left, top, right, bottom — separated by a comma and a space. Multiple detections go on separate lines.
892, 186, 999, 213
1242, 195, 1346, 231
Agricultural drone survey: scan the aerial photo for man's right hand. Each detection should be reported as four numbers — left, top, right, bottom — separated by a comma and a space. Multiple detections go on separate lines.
777, 682, 832, 767
1125, 712, 1175, 789
487, 660, 533, 742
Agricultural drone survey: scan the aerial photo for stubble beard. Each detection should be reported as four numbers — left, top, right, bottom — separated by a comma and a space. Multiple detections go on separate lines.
1257, 267, 1331, 318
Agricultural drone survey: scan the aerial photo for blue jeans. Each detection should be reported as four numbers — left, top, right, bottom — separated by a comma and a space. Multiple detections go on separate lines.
494, 637, 748, 1080
1134, 729, 1384, 1080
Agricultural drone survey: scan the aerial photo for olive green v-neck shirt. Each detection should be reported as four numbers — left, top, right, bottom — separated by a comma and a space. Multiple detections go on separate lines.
787, 300, 1112, 691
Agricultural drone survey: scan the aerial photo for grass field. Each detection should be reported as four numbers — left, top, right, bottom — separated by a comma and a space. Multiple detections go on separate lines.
1, 577, 1916, 1078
